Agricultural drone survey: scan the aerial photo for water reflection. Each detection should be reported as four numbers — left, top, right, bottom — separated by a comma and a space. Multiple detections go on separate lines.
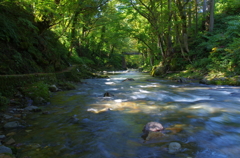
13, 71, 240, 158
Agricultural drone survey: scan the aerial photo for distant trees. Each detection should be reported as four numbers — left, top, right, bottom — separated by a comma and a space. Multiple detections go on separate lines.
117, 0, 222, 74
10, 0, 238, 72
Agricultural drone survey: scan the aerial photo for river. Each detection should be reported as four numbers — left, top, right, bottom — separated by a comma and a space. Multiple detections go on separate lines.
14, 71, 240, 158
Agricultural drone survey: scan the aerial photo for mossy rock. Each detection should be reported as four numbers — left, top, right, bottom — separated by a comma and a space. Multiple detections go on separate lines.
20, 81, 50, 104
151, 66, 165, 77
0, 94, 10, 111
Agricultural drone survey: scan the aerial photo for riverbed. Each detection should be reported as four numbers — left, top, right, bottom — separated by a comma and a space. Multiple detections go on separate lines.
14, 70, 240, 158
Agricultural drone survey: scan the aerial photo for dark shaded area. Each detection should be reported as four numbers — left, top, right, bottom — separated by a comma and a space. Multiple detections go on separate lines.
0, 2, 69, 75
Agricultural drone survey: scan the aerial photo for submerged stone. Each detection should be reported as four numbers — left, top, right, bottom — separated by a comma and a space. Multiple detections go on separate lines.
168, 142, 181, 154
145, 131, 164, 140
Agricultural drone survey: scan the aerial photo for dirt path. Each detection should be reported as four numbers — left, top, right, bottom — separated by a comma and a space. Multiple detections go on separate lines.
0, 65, 78, 77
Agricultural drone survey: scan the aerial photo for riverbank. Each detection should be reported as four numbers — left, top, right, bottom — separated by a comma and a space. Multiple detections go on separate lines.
160, 69, 240, 86
0, 64, 112, 114
0, 66, 111, 157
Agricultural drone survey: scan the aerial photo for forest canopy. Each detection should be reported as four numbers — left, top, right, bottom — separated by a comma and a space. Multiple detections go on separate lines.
0, 0, 240, 77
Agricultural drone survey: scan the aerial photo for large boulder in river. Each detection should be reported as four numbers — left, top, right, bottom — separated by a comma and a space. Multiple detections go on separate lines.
145, 131, 164, 140
142, 122, 164, 140
143, 122, 164, 134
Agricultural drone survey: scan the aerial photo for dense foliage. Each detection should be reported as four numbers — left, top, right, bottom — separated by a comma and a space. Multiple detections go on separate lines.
0, 1, 70, 74
0, 0, 240, 77
187, 12, 240, 78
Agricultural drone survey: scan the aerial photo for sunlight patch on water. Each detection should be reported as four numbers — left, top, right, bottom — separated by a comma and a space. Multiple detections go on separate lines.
105, 82, 116, 85
169, 85, 179, 88
88, 100, 162, 114
139, 84, 160, 88
139, 89, 151, 93
87, 108, 111, 113
105, 88, 118, 91
162, 105, 179, 110
183, 103, 224, 114
114, 99, 128, 102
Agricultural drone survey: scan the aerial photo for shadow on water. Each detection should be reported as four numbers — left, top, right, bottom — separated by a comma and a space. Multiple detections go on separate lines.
13, 71, 240, 158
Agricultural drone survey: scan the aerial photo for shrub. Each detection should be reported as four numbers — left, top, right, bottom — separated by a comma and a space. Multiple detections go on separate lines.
21, 81, 50, 104
0, 93, 9, 111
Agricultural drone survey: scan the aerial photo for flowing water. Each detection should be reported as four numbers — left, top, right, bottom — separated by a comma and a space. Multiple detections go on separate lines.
14, 71, 240, 158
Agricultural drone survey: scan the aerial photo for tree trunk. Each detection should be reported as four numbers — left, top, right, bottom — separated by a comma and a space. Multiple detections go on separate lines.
209, 0, 214, 32
202, 0, 207, 31
69, 10, 81, 57
176, 0, 190, 52
188, 2, 192, 32
195, 0, 198, 35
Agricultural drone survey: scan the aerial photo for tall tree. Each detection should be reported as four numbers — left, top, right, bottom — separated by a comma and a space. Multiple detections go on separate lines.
209, 0, 214, 32
202, 0, 207, 31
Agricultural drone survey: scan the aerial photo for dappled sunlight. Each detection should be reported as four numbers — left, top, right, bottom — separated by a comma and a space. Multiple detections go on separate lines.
87, 99, 162, 114
104, 88, 119, 91
139, 84, 161, 88
113, 99, 128, 102
165, 124, 188, 134
162, 105, 180, 110
139, 89, 151, 93
104, 81, 116, 85
182, 103, 225, 114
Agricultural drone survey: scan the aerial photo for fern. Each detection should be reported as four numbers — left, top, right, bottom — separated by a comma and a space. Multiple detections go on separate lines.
0, 14, 19, 43
18, 17, 39, 33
